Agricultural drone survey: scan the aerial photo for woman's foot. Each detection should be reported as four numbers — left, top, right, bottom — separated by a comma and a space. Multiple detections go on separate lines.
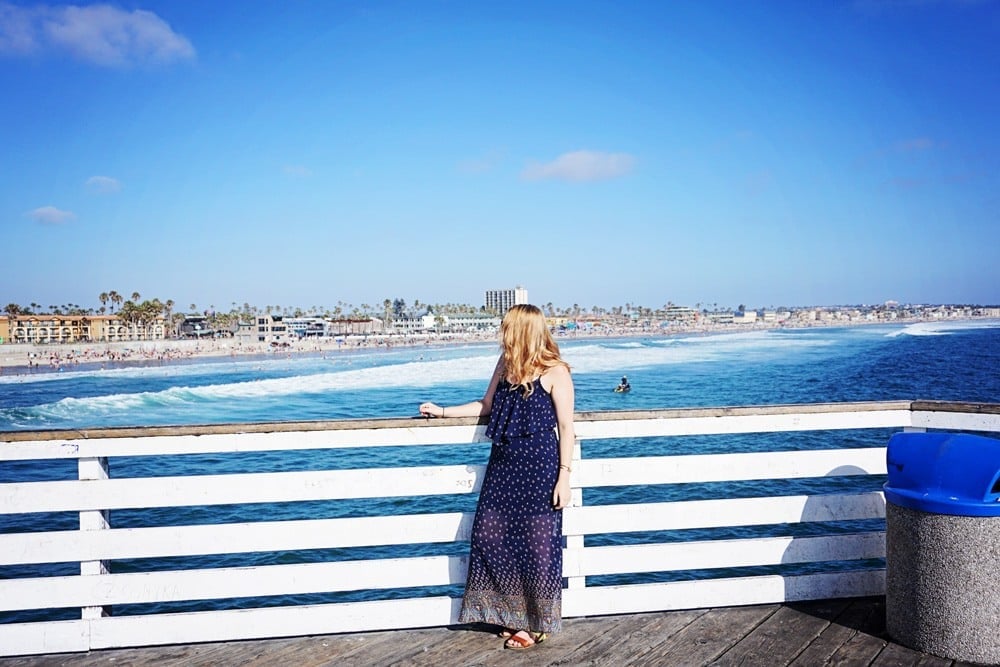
504, 630, 547, 650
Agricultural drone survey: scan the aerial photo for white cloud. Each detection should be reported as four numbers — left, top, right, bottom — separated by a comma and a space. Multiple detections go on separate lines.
282, 165, 313, 177
0, 2, 195, 67
0, 2, 37, 54
85, 175, 121, 193
521, 150, 636, 182
26, 206, 76, 224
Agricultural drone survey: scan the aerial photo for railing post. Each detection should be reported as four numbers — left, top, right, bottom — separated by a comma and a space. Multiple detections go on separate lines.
78, 456, 111, 619
566, 437, 585, 590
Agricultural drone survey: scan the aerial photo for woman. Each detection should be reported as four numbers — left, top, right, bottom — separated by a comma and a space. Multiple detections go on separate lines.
419, 304, 575, 651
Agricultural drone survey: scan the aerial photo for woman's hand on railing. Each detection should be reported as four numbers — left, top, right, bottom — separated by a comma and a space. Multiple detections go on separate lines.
419, 402, 443, 418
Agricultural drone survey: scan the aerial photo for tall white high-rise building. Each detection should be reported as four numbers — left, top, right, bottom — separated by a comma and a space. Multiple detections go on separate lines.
485, 286, 528, 314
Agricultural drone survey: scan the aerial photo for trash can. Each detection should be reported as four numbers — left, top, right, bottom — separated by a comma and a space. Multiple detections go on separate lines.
884, 432, 1000, 664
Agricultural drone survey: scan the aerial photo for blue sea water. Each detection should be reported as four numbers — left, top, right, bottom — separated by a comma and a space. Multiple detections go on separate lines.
3, 320, 999, 432
2, 320, 1000, 622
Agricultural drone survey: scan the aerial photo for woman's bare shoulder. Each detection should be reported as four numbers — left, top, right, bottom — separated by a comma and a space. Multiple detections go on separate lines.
541, 363, 571, 390
545, 363, 571, 379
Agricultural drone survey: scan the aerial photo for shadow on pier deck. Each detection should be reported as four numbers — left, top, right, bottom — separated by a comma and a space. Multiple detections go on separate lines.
0, 597, 963, 667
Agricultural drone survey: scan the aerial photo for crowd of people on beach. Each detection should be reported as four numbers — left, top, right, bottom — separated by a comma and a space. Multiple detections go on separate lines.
18, 346, 202, 372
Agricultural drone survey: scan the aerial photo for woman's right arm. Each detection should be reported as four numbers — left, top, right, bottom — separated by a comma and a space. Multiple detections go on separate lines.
419, 354, 504, 418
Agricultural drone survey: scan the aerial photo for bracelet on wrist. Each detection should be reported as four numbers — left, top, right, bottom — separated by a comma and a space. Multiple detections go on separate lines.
559, 464, 572, 473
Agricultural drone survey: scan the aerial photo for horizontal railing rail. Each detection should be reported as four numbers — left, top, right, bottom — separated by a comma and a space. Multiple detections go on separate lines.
1, 400, 998, 656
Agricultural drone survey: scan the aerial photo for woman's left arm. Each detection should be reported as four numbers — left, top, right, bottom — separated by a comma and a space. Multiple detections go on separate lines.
547, 364, 576, 510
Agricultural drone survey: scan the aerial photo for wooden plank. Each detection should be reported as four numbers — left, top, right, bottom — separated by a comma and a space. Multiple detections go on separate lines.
559, 609, 706, 666
0, 620, 89, 657
873, 642, 955, 667
0, 512, 474, 566
88, 597, 463, 649
0, 464, 486, 514
575, 409, 911, 440
564, 492, 887, 535
711, 603, 835, 665
3, 400, 997, 457
567, 533, 886, 577
910, 400, 1000, 415
0, 416, 490, 445
0, 424, 491, 460
563, 571, 885, 619
830, 626, 889, 665
777, 598, 856, 666
0, 555, 468, 611
0, 400, 920, 447
799, 597, 889, 667
643, 604, 778, 665
579, 448, 887, 488
911, 409, 1000, 433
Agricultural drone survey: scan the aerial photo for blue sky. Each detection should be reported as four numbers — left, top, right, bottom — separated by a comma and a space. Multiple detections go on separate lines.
2, 0, 998, 314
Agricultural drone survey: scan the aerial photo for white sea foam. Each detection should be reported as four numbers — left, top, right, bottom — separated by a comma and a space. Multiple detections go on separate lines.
886, 319, 1000, 338
0, 355, 317, 386
7, 330, 834, 422
5, 326, 952, 425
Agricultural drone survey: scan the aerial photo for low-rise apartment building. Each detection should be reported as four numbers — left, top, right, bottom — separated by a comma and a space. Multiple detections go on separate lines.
0, 314, 166, 344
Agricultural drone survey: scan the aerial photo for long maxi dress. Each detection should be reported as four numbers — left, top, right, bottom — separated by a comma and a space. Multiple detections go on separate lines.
458, 376, 563, 633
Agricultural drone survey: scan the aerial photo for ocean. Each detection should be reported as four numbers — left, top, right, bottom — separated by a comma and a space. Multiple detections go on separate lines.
3, 320, 1000, 622
4, 320, 999, 432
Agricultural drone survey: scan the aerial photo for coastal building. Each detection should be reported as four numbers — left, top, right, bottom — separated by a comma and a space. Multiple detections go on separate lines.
237, 314, 290, 345
325, 318, 383, 336
0, 313, 166, 344
443, 312, 500, 332
390, 308, 436, 333
662, 305, 699, 323
484, 286, 528, 315
179, 316, 215, 338
702, 311, 735, 325
283, 317, 327, 338
389, 309, 498, 334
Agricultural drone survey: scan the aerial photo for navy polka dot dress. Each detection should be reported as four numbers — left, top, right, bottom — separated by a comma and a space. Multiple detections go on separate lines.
458, 376, 562, 633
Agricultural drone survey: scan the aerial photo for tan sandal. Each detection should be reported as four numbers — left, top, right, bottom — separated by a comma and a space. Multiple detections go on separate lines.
504, 630, 547, 650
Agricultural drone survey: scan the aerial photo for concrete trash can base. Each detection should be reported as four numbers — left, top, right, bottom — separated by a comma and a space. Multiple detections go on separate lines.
884, 432, 1000, 665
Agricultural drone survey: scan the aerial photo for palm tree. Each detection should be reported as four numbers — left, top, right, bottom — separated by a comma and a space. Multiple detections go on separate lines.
131, 291, 141, 303
162, 300, 175, 337
99, 292, 109, 312
108, 291, 122, 313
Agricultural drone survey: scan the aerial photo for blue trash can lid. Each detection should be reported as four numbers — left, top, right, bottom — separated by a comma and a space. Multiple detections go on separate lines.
884, 432, 1000, 517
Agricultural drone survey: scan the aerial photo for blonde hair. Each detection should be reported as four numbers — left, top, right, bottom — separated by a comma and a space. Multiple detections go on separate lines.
500, 304, 569, 396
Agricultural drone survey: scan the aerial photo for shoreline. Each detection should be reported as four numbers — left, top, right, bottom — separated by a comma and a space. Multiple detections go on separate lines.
0, 316, 990, 375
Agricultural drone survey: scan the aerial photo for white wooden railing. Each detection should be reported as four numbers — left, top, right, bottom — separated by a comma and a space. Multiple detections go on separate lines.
1, 400, 998, 657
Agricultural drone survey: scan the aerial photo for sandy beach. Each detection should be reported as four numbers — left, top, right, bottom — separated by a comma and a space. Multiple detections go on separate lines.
0, 324, 717, 373
0, 334, 478, 373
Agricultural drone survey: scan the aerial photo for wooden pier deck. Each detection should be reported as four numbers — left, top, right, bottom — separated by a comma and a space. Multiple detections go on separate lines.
0, 597, 965, 667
